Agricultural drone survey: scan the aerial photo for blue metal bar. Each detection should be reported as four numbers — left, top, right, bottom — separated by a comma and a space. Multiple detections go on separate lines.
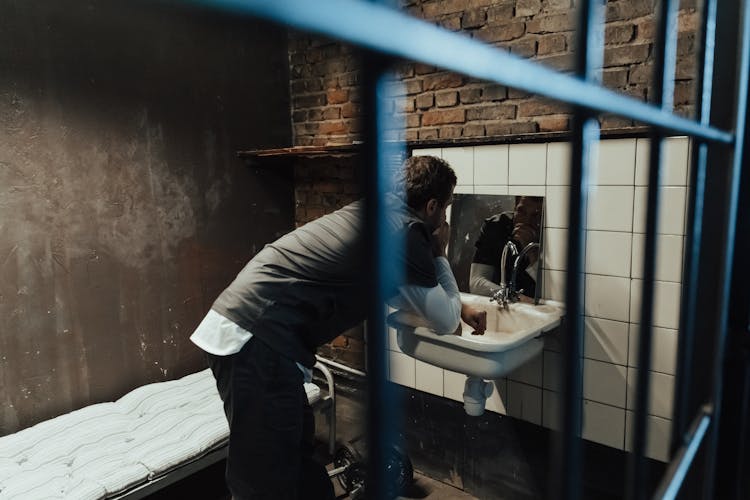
702, 0, 750, 495
362, 53, 404, 500
554, 1, 604, 499
672, 0, 717, 456
654, 406, 712, 500
627, 1, 680, 498
182, 0, 733, 144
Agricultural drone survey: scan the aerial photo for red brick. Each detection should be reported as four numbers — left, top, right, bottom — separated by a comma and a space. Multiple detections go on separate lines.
487, 2, 515, 23
599, 114, 635, 129
415, 63, 437, 75
509, 39, 537, 58
323, 108, 341, 120
293, 93, 326, 108
606, 0, 655, 22
603, 44, 650, 67
545, 0, 571, 11
405, 130, 419, 141
401, 99, 416, 113
440, 126, 463, 139
674, 80, 694, 105
538, 34, 566, 55
482, 84, 507, 101
423, 0, 497, 18
675, 56, 696, 80
416, 93, 434, 109
537, 53, 575, 71
405, 79, 424, 95
423, 73, 465, 90
605, 24, 635, 45
629, 63, 653, 85
463, 124, 486, 137
318, 121, 349, 135
436, 91, 459, 107
678, 33, 696, 57
516, 0, 542, 17
326, 88, 348, 105
679, 10, 700, 33
341, 102, 361, 119
462, 9, 486, 29
405, 114, 421, 128
422, 108, 466, 125
536, 114, 570, 132
460, 88, 482, 104
527, 14, 576, 34
440, 15, 462, 31
418, 128, 439, 140
635, 17, 656, 41
518, 100, 569, 117
292, 110, 307, 123
466, 104, 516, 120
602, 68, 629, 88
477, 22, 526, 43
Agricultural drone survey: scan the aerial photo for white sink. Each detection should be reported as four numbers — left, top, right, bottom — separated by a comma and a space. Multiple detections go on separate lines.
388, 293, 564, 380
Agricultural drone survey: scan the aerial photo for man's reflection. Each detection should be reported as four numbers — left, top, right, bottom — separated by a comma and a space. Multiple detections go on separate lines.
469, 196, 543, 301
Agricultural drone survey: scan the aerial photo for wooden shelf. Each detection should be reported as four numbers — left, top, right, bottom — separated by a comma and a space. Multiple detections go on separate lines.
237, 143, 362, 160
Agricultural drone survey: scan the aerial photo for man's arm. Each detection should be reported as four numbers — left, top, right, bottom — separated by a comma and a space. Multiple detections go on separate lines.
469, 262, 499, 296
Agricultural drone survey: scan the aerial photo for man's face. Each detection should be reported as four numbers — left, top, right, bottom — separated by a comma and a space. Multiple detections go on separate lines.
512, 196, 543, 247
423, 189, 454, 232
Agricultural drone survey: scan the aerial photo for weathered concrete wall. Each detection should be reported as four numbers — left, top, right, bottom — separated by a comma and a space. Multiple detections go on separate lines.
0, 0, 293, 434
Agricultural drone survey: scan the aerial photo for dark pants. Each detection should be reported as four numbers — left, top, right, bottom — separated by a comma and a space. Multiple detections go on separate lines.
206, 337, 335, 500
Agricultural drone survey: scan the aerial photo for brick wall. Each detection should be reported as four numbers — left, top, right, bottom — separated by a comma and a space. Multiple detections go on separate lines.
288, 0, 699, 369
289, 0, 698, 146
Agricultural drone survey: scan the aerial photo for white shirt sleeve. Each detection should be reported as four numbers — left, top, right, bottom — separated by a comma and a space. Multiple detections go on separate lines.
388, 256, 462, 334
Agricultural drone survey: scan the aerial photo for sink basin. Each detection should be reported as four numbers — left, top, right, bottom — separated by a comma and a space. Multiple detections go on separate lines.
388, 293, 564, 379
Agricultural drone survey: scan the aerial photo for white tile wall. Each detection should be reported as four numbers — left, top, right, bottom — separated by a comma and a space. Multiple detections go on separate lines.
401, 138, 690, 461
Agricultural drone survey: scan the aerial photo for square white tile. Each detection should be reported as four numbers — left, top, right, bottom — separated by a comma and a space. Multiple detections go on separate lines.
545, 186, 570, 228
415, 360, 443, 397
625, 411, 672, 462
585, 230, 632, 278
583, 358, 627, 408
543, 350, 562, 391
631, 233, 684, 282
388, 351, 415, 388
628, 323, 678, 375
542, 389, 562, 430
635, 136, 689, 186
442, 147, 474, 185
543, 269, 566, 302
584, 317, 629, 366
633, 186, 687, 235
582, 400, 626, 449
543, 227, 568, 271
387, 326, 399, 351
412, 148, 442, 158
509, 185, 546, 196
626, 367, 675, 419
585, 274, 631, 322
586, 186, 635, 232
592, 138, 636, 185
474, 185, 508, 195
474, 144, 509, 185
546, 142, 571, 185
507, 351, 543, 386
443, 369, 466, 403
453, 184, 475, 194
507, 381, 543, 425
485, 379, 509, 415
629, 280, 681, 329
509, 143, 547, 185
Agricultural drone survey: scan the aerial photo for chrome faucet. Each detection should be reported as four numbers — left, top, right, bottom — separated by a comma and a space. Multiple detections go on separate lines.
490, 241, 540, 307
490, 240, 518, 307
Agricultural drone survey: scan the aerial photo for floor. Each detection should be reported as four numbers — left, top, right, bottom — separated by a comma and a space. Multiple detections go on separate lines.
152, 386, 476, 499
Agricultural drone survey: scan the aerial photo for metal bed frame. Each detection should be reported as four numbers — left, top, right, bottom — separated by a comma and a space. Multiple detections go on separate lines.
182, 1, 750, 498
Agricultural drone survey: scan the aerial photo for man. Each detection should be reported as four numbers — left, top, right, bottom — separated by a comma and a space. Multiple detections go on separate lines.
469, 195, 543, 300
190, 155, 486, 499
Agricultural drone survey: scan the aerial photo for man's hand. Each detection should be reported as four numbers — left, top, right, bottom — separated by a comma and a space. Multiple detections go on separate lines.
431, 221, 451, 257
460, 303, 487, 335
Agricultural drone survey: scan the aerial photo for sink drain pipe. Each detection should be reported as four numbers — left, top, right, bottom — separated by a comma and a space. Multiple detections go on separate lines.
463, 376, 494, 416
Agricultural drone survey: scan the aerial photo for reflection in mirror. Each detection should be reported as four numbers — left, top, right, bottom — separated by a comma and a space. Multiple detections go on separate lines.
447, 194, 544, 303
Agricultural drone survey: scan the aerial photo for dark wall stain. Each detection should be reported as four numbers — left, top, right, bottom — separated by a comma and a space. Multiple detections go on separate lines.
0, 0, 294, 434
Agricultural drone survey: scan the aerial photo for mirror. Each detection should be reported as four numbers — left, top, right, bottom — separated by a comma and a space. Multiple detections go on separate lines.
447, 194, 545, 302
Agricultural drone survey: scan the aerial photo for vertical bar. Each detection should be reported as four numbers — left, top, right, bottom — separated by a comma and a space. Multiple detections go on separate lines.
702, 0, 750, 495
554, 2, 604, 499
626, 0, 679, 498
363, 50, 398, 500
672, 0, 717, 454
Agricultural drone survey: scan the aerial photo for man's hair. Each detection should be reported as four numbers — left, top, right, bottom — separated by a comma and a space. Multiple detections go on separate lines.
401, 155, 457, 210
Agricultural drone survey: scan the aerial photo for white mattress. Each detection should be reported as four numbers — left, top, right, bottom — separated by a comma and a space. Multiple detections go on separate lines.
0, 369, 324, 499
